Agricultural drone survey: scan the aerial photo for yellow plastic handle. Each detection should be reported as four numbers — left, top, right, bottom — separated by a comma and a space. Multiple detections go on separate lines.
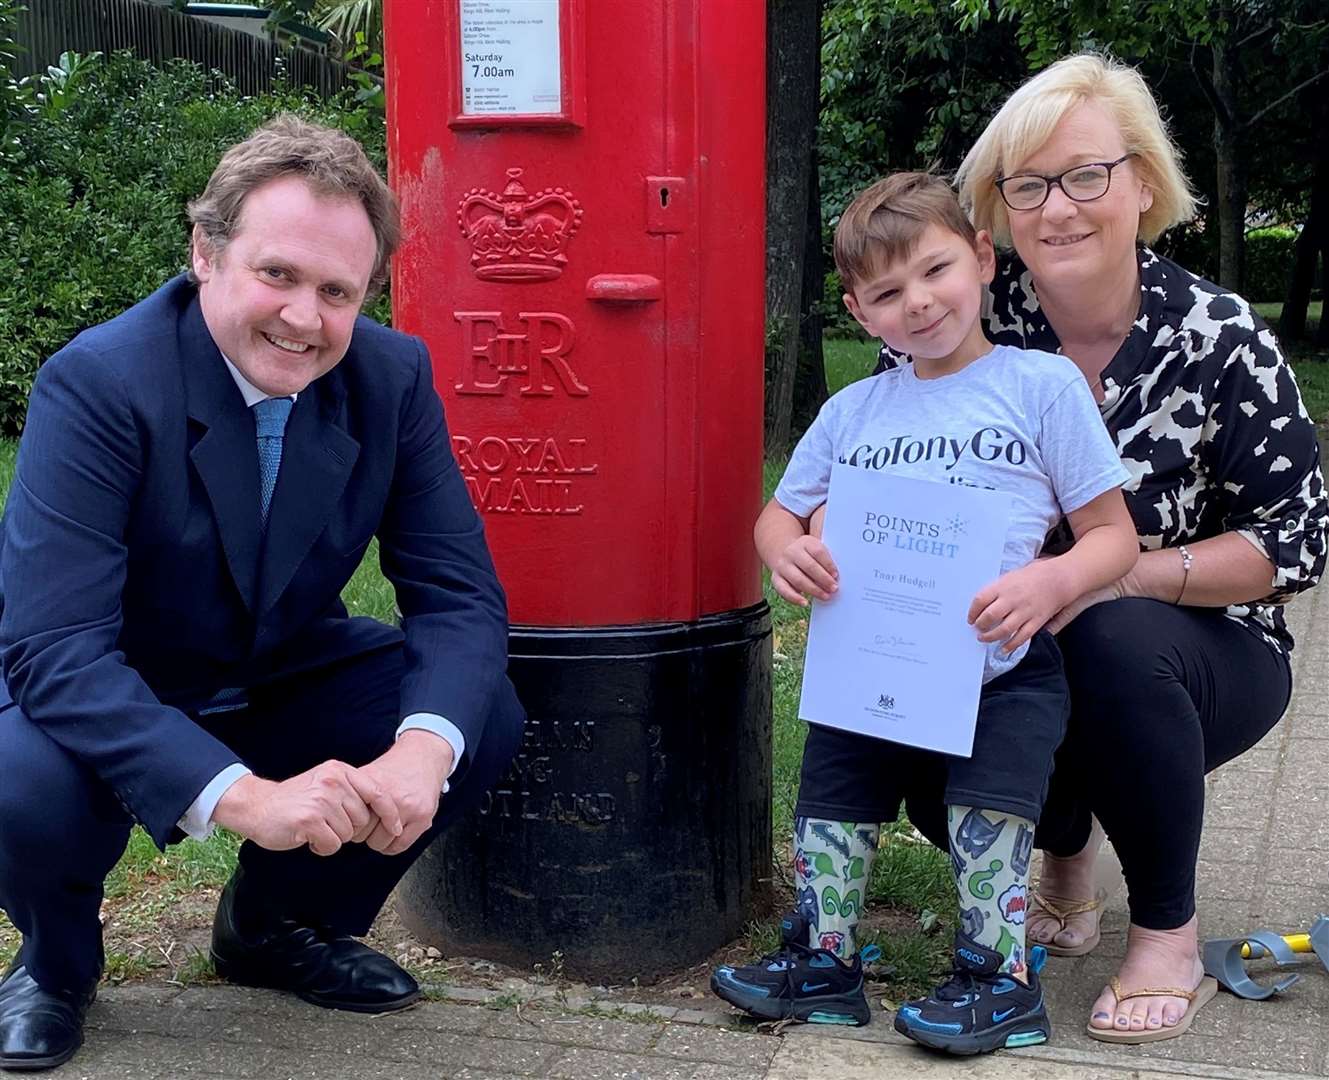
1240, 934, 1311, 958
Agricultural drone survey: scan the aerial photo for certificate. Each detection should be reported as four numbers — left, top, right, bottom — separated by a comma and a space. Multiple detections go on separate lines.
798, 464, 1011, 757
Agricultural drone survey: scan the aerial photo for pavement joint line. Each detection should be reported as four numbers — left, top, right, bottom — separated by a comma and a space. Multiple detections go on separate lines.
813, 1030, 1323, 1080
103, 997, 698, 1059
421, 980, 736, 1027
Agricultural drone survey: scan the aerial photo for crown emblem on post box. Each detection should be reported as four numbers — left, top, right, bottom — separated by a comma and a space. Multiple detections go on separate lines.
457, 168, 584, 283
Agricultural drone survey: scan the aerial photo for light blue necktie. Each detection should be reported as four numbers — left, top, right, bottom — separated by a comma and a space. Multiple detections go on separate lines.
253, 397, 293, 528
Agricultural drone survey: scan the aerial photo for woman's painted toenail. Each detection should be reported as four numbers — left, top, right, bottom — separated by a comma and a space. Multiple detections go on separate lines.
1092, 1012, 1110, 1021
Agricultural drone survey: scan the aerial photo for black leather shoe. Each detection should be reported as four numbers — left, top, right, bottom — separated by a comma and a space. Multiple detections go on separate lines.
210, 870, 420, 1014
0, 964, 96, 1072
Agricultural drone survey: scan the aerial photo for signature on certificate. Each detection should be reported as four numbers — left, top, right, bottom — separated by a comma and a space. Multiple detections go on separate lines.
874, 633, 918, 649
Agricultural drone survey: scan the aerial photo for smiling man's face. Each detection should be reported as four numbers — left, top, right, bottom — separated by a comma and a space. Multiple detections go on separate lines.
193, 174, 378, 397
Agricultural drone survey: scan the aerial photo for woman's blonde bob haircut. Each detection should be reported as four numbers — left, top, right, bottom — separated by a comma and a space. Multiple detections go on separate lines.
957, 53, 1196, 248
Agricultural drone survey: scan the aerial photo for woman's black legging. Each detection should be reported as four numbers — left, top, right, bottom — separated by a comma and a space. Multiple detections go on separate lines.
901, 597, 1292, 929
1032, 597, 1292, 930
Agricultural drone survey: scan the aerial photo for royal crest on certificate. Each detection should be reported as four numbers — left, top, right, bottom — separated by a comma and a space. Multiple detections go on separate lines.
799, 464, 1012, 758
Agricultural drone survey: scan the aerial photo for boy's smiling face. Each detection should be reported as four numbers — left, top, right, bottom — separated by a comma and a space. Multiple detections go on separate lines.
843, 223, 996, 376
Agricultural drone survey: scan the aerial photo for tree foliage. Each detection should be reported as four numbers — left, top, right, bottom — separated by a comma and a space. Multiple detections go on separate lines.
0, 50, 388, 435
961, 0, 1329, 296
268, 0, 383, 54
817, 1, 1026, 333
814, 0, 1327, 337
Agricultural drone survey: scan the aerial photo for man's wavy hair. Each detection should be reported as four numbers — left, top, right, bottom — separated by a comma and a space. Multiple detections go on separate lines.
187, 114, 400, 294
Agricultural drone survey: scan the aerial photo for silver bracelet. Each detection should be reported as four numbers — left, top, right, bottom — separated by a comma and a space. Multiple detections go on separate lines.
1175, 544, 1194, 604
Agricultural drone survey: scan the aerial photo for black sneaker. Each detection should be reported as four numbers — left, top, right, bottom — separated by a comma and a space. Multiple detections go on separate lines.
709, 912, 872, 1025
893, 931, 1050, 1054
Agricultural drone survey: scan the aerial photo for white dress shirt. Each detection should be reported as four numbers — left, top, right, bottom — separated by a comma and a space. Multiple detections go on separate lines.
176, 358, 465, 839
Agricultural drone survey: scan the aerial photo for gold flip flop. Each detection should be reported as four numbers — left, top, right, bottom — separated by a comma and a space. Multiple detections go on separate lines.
1086, 975, 1218, 1044
1028, 889, 1105, 957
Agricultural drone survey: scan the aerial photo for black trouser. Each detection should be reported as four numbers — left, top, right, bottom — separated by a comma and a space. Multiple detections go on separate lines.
871, 600, 1291, 929
795, 631, 1070, 825
1034, 598, 1289, 929
0, 645, 524, 994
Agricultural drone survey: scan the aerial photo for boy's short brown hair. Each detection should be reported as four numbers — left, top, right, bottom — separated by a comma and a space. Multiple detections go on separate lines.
833, 172, 976, 291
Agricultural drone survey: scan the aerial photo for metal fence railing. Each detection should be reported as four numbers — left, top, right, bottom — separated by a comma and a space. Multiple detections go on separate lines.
15, 0, 353, 98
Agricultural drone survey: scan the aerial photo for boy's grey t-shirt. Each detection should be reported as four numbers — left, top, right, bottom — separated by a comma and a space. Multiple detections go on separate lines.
775, 344, 1130, 681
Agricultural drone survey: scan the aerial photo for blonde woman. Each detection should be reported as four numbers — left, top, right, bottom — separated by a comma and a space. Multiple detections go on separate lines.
875, 53, 1327, 1043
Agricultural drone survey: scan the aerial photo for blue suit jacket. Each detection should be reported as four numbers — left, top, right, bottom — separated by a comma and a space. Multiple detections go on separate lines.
0, 276, 512, 847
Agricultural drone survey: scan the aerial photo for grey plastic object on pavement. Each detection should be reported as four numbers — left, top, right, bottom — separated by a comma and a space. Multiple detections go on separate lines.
1203, 916, 1329, 1000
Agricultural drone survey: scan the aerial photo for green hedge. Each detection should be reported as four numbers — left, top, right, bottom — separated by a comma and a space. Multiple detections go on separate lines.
1244, 226, 1297, 304
0, 52, 387, 435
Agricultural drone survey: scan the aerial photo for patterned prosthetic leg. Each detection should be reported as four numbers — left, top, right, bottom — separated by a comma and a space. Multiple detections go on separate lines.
793, 817, 880, 960
947, 806, 1035, 978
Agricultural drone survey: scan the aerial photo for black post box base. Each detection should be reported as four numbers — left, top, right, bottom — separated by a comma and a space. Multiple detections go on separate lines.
396, 601, 774, 983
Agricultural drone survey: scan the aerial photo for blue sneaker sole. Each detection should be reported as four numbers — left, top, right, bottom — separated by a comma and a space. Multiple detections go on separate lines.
893, 1006, 1051, 1055
710, 973, 871, 1026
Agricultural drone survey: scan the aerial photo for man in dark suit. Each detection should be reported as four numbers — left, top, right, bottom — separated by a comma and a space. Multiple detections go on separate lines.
0, 115, 524, 1071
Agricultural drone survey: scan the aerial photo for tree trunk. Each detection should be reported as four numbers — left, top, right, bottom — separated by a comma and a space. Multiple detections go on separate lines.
1212, 35, 1247, 293
1315, 242, 1329, 347
763, 0, 821, 452
792, 65, 827, 435
1281, 154, 1326, 342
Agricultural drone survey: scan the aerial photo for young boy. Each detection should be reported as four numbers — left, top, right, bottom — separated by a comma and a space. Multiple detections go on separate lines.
710, 173, 1138, 1054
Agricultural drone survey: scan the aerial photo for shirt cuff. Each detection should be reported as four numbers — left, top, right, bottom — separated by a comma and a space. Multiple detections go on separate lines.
179, 763, 252, 840
397, 713, 465, 793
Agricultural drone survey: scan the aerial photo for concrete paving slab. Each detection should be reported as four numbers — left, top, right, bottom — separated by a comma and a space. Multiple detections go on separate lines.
168, 985, 295, 1014
1194, 860, 1258, 903
542, 1045, 745, 1079
84, 997, 228, 1042
1261, 845, 1329, 888
1278, 741, 1329, 790
1269, 793, 1329, 852
1200, 797, 1276, 833
74, 1032, 275, 1078
1208, 768, 1280, 807
446, 1011, 664, 1054
649, 1023, 781, 1068
768, 1031, 1318, 1080
252, 1051, 451, 1080
1213, 744, 1282, 773
1197, 826, 1269, 868
1255, 883, 1329, 929
1285, 699, 1329, 723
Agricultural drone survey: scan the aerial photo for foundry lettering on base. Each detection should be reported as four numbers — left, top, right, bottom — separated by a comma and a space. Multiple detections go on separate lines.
453, 434, 598, 515
479, 719, 617, 826
455, 311, 589, 397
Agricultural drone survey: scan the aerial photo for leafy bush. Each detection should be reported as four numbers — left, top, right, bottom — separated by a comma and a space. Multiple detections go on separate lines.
1244, 225, 1297, 303
0, 51, 388, 434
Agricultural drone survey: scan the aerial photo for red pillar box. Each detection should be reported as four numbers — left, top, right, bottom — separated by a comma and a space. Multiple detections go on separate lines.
388, 0, 771, 980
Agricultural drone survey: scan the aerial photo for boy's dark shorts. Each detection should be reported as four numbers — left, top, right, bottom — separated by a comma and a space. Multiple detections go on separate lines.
794, 630, 1069, 826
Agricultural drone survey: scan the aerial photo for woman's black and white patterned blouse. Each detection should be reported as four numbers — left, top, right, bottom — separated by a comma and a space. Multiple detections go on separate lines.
875, 246, 1328, 656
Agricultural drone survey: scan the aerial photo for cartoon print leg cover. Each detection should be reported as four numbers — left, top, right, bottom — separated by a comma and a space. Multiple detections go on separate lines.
948, 805, 1034, 977
793, 817, 880, 960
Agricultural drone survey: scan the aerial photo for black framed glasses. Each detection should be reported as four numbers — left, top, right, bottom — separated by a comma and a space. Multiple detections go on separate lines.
994, 153, 1135, 211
